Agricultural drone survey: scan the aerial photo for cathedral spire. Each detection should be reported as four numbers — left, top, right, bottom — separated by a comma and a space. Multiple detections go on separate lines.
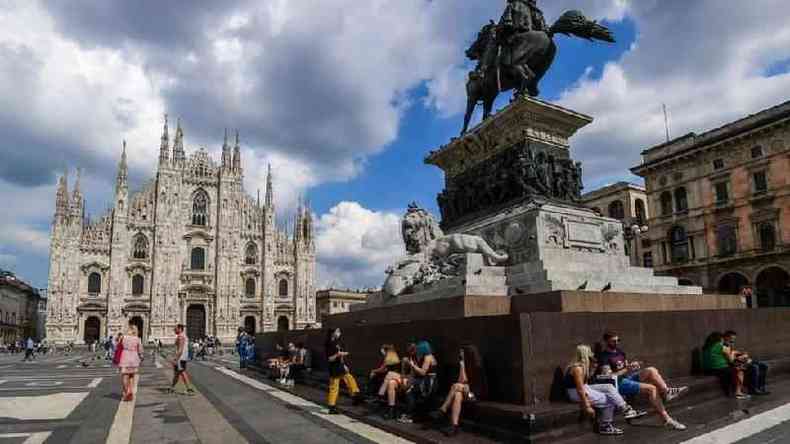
221, 128, 231, 168
232, 129, 241, 171
172, 118, 185, 163
72, 167, 82, 203
159, 114, 170, 165
55, 169, 69, 221
265, 163, 273, 208
116, 140, 128, 191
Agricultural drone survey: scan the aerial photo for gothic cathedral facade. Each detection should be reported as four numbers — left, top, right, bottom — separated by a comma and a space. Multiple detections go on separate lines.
46, 118, 316, 344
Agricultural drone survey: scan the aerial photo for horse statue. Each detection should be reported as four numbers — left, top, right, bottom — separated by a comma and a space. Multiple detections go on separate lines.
461, 10, 615, 135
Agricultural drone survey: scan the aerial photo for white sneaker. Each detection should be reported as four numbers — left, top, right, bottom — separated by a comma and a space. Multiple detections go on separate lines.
665, 386, 689, 402
624, 407, 648, 420
665, 417, 687, 431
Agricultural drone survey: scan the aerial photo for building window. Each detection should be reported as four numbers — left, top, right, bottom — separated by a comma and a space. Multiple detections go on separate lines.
192, 189, 209, 226
635, 199, 646, 225
88, 272, 102, 294
245, 278, 256, 297
674, 187, 688, 212
132, 274, 144, 296
660, 192, 673, 215
132, 234, 148, 259
608, 200, 625, 220
751, 145, 764, 159
332, 301, 338, 308
716, 225, 738, 257
244, 243, 258, 265
713, 159, 724, 170
669, 226, 689, 263
753, 171, 768, 194
714, 182, 729, 205
190, 247, 205, 270
759, 223, 776, 251
279, 279, 288, 297
642, 252, 653, 268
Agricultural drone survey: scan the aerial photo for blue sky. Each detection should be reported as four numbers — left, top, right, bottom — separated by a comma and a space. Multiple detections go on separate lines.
309, 19, 638, 218
2, 1, 790, 289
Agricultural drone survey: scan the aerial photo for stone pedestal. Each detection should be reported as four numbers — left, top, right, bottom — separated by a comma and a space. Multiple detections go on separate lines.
454, 199, 703, 295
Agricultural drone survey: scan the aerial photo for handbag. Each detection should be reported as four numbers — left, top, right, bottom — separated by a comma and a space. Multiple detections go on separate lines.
112, 339, 124, 366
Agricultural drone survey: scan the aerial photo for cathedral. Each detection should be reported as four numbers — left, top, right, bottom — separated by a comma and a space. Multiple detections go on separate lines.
46, 117, 316, 344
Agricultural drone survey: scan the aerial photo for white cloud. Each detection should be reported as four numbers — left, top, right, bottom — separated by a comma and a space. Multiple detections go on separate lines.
556, 0, 790, 188
314, 201, 403, 289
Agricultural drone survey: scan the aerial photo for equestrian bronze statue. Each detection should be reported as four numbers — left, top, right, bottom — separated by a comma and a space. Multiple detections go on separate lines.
461, 1, 615, 134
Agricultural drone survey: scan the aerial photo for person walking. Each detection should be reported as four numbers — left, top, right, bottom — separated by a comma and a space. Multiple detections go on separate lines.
325, 328, 363, 414
170, 324, 195, 395
22, 337, 35, 361
118, 323, 143, 402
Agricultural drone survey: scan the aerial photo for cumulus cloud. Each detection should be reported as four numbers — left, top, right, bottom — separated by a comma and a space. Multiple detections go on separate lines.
556, 0, 790, 187
314, 201, 403, 289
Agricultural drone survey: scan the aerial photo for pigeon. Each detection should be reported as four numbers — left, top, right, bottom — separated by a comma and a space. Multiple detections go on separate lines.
601, 282, 612, 292
577, 281, 588, 290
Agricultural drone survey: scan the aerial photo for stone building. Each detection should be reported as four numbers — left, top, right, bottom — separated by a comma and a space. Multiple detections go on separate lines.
47, 118, 316, 345
0, 270, 43, 342
632, 100, 790, 306
315, 289, 371, 323
581, 182, 649, 266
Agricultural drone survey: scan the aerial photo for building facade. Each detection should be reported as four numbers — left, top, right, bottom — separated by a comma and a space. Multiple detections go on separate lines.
581, 182, 649, 266
315, 289, 371, 323
632, 101, 790, 307
0, 270, 43, 343
47, 119, 316, 344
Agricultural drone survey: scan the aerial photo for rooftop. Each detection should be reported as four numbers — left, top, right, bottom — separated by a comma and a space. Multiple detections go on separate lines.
581, 181, 645, 202
0, 269, 41, 297
634, 99, 790, 172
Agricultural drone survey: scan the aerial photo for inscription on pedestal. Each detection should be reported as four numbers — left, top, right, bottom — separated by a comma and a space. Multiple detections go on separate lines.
564, 219, 604, 251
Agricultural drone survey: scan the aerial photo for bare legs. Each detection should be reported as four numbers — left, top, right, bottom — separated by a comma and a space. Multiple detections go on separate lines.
639, 367, 669, 397
439, 383, 467, 426
734, 368, 746, 396
386, 379, 398, 407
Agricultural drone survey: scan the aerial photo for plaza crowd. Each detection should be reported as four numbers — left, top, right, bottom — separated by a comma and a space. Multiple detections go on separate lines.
258, 326, 773, 438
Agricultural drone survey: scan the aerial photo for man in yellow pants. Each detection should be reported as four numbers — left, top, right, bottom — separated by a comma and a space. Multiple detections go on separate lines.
325, 328, 363, 414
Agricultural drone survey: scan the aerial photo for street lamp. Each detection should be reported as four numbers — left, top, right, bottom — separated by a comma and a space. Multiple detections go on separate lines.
624, 224, 649, 266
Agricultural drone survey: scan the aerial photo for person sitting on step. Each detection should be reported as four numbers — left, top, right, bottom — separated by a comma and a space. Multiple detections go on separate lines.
567, 344, 646, 436
596, 331, 687, 430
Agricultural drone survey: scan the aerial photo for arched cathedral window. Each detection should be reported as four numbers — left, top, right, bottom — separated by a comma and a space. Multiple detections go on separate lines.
279, 279, 288, 297
192, 189, 209, 226
191, 247, 205, 270
245, 243, 258, 265
88, 272, 102, 294
132, 274, 144, 296
132, 234, 148, 259
245, 278, 256, 297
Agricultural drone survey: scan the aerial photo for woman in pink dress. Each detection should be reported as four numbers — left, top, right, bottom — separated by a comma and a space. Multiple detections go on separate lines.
119, 323, 143, 401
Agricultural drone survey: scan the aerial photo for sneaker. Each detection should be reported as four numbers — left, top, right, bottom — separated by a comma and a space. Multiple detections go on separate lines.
735, 393, 751, 400
397, 414, 413, 424
382, 407, 396, 420
598, 422, 624, 436
327, 406, 340, 415
665, 386, 689, 402
664, 417, 687, 431
623, 407, 648, 420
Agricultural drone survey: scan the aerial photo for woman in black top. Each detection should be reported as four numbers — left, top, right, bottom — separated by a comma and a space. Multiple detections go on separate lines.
325, 328, 362, 414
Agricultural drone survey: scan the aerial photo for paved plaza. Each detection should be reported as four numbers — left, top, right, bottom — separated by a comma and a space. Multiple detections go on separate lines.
0, 350, 789, 443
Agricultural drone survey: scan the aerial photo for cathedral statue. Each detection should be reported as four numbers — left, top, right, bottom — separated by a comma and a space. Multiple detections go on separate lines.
462, 1, 615, 134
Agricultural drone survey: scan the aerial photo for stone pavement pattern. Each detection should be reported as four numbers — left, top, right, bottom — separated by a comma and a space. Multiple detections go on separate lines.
4, 350, 790, 443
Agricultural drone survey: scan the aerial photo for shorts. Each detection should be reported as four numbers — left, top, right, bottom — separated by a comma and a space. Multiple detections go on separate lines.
618, 373, 641, 397
174, 360, 188, 373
